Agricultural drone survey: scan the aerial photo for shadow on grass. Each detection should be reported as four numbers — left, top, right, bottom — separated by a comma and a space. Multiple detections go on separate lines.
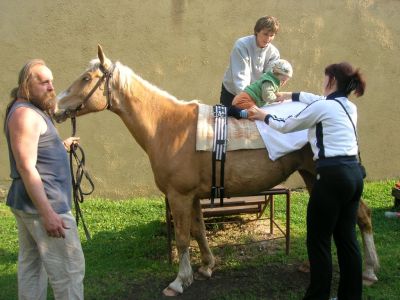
0, 248, 17, 266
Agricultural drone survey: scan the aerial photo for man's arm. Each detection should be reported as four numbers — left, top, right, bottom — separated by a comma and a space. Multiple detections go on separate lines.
8, 107, 68, 238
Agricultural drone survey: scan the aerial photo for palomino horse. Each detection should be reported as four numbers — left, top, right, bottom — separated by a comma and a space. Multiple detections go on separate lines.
54, 46, 379, 296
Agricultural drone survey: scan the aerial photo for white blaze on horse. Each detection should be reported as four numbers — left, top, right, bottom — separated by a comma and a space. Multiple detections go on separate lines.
54, 45, 379, 296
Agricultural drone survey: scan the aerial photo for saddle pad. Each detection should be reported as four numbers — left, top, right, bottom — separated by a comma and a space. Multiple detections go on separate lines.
196, 104, 264, 151
196, 102, 309, 161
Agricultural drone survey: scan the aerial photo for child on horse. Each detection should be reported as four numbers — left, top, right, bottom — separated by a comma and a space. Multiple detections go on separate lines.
228, 59, 293, 119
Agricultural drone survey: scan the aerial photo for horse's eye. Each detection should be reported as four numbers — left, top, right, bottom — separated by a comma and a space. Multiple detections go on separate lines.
83, 76, 91, 82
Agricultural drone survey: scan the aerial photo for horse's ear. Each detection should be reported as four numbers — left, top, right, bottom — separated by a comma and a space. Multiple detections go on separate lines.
97, 44, 107, 66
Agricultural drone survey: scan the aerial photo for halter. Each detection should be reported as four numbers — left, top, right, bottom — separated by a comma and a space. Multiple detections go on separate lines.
68, 63, 115, 116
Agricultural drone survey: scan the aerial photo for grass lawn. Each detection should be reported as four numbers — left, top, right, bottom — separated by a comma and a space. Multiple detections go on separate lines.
1, 179, 399, 299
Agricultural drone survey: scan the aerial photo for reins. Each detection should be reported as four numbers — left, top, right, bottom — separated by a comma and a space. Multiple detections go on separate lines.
63, 62, 116, 240
69, 114, 94, 240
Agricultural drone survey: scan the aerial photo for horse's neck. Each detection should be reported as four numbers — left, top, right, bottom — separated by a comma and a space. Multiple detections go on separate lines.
114, 78, 196, 153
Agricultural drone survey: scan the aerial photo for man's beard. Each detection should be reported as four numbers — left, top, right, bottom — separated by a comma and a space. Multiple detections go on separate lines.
30, 91, 57, 116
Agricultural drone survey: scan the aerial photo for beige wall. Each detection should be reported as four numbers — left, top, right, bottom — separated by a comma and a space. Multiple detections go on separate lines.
1, 0, 399, 198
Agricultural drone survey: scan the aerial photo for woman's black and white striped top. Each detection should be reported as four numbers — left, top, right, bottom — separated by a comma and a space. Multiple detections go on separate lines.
264, 91, 359, 167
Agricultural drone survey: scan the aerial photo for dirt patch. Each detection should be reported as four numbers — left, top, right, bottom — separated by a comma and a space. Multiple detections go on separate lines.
128, 261, 316, 300
172, 215, 290, 264
171, 263, 310, 300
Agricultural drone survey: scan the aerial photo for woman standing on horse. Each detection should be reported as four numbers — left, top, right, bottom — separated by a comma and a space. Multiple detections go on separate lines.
249, 62, 366, 300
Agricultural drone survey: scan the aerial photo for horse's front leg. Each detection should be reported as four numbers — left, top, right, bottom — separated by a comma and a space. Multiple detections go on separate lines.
163, 194, 194, 296
357, 199, 379, 286
191, 198, 215, 279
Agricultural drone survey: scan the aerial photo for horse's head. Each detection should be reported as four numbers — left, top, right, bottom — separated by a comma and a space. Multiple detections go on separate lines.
54, 45, 115, 123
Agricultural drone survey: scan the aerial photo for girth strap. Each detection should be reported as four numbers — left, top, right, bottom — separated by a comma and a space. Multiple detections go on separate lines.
211, 104, 228, 206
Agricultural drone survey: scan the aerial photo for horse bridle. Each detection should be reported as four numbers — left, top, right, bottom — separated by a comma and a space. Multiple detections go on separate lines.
66, 63, 115, 120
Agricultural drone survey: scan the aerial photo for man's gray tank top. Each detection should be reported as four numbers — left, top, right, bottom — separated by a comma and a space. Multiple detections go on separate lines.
5, 101, 72, 214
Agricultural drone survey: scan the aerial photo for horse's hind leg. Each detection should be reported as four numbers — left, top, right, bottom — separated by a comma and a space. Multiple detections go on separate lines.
357, 199, 379, 286
163, 193, 194, 296
297, 167, 380, 285
190, 198, 215, 279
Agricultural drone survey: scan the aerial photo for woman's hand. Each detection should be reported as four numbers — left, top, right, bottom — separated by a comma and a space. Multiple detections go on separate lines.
275, 92, 292, 102
248, 106, 268, 121
63, 137, 80, 151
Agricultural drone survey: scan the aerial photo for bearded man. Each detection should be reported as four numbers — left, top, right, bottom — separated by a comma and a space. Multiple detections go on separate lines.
4, 59, 84, 300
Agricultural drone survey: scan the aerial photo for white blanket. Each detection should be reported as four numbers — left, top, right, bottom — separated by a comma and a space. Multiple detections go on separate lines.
255, 101, 309, 161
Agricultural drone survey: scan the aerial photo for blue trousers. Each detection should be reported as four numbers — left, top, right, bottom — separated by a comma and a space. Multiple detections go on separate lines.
303, 163, 363, 300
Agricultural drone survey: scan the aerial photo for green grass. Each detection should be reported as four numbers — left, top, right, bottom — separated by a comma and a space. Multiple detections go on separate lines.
1, 180, 399, 299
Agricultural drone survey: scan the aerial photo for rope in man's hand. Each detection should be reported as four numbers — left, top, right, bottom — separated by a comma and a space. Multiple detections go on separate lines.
68, 116, 94, 240
63, 137, 80, 152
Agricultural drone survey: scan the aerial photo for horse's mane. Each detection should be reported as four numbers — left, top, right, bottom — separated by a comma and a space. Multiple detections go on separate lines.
88, 59, 199, 105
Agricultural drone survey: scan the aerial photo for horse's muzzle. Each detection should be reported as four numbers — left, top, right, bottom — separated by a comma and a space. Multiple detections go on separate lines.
53, 109, 68, 123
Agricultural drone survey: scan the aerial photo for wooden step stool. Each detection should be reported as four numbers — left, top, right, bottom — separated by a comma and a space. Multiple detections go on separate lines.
165, 185, 291, 264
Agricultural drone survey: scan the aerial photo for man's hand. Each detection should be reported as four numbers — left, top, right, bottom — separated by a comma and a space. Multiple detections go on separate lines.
63, 137, 80, 151
43, 210, 69, 238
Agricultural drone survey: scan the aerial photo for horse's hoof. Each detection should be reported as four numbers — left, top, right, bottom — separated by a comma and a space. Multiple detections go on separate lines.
195, 266, 212, 280
162, 287, 180, 297
363, 275, 378, 286
194, 270, 211, 281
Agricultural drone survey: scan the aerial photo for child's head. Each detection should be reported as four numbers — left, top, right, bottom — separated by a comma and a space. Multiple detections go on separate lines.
272, 59, 293, 86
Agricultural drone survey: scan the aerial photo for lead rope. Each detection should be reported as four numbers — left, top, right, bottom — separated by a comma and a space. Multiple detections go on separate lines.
69, 115, 93, 240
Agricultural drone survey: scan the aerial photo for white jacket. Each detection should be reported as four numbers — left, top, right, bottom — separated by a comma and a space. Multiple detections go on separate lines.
266, 92, 359, 161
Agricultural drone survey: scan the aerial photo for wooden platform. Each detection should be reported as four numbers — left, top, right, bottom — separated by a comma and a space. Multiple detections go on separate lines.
165, 185, 291, 264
